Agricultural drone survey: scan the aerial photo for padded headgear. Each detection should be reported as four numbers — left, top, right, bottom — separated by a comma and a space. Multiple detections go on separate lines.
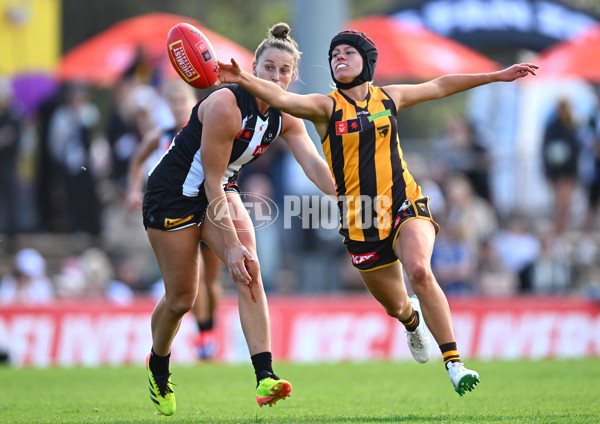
328, 30, 378, 89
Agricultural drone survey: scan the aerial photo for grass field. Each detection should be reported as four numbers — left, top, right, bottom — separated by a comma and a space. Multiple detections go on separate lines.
2, 359, 599, 424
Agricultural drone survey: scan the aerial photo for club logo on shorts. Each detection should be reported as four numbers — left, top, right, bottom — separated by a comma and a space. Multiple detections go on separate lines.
349, 251, 380, 265
164, 214, 194, 229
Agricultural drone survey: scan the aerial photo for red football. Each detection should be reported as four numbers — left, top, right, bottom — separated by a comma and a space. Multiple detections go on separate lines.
167, 23, 218, 89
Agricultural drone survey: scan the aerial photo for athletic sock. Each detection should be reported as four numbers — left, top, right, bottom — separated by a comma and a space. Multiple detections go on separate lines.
149, 348, 171, 376
400, 308, 420, 332
251, 352, 278, 385
439, 342, 461, 369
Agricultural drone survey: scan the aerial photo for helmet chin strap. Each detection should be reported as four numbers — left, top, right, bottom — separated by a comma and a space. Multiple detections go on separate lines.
334, 75, 368, 90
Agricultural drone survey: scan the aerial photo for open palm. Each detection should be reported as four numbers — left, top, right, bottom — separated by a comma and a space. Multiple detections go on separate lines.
216, 59, 243, 85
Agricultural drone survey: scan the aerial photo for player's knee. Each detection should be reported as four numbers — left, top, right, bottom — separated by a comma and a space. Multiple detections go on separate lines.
165, 293, 196, 317
405, 262, 433, 288
245, 258, 261, 282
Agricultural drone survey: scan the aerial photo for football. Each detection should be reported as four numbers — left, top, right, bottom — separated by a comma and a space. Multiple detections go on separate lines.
167, 23, 218, 89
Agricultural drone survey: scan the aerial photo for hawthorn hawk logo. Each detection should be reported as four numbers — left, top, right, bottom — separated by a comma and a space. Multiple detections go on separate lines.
377, 124, 390, 138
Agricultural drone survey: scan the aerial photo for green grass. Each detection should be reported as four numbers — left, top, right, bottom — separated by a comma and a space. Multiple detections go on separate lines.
1, 359, 599, 423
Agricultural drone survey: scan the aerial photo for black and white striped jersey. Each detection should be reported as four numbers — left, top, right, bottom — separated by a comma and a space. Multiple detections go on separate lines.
159, 127, 179, 151
147, 84, 282, 197
144, 126, 180, 176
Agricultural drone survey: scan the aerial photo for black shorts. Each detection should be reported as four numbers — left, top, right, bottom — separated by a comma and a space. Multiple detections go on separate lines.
142, 182, 240, 231
344, 197, 440, 271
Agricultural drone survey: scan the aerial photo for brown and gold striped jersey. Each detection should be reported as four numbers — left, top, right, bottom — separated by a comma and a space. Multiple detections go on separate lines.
322, 85, 422, 241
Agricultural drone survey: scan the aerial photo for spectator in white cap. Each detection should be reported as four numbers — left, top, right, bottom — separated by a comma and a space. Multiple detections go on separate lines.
0, 248, 55, 304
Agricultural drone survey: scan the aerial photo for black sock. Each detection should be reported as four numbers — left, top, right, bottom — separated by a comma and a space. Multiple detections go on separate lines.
149, 348, 171, 376
400, 309, 420, 332
439, 342, 461, 370
251, 352, 278, 385
197, 319, 214, 333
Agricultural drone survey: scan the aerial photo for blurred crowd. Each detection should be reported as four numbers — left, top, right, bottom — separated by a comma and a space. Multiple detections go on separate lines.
2, 53, 600, 305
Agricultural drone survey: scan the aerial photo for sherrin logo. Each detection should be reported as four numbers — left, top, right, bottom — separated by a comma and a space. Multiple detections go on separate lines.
195, 40, 213, 63
169, 40, 200, 82
196, 39, 207, 51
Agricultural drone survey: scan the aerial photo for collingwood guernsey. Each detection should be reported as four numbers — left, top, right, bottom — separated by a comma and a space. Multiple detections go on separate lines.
148, 85, 282, 196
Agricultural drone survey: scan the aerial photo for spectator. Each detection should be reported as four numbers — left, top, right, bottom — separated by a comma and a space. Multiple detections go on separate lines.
0, 248, 54, 304
529, 229, 572, 294
434, 118, 491, 201
110, 84, 160, 191
53, 248, 136, 303
431, 213, 477, 295
443, 173, 498, 258
541, 98, 582, 235
47, 82, 102, 236
492, 214, 541, 293
106, 79, 136, 184
34, 84, 66, 232
79, 248, 136, 304
122, 45, 159, 87
403, 152, 445, 217
477, 238, 519, 297
580, 98, 600, 232
0, 77, 22, 252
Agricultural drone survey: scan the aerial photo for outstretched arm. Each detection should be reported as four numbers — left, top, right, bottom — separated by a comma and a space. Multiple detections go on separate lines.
216, 58, 331, 123
386, 63, 539, 109
279, 114, 337, 197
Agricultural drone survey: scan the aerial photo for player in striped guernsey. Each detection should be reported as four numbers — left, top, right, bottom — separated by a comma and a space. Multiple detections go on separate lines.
217, 29, 537, 396
142, 23, 337, 415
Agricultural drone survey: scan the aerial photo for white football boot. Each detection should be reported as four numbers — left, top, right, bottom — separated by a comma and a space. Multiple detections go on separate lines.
406, 295, 432, 363
447, 361, 480, 396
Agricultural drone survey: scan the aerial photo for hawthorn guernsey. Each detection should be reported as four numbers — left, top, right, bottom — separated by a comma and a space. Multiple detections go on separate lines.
167, 23, 218, 89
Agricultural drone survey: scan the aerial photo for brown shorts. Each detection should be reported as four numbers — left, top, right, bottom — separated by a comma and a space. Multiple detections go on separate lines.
344, 197, 439, 271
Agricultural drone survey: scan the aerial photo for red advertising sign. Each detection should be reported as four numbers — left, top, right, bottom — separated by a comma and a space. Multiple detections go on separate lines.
1, 296, 598, 367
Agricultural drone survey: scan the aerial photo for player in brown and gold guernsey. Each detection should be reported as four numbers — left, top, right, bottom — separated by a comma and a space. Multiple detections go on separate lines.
217, 29, 537, 396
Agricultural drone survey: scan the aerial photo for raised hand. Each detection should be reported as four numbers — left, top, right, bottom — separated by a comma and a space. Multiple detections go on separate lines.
497, 63, 539, 81
215, 58, 243, 86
